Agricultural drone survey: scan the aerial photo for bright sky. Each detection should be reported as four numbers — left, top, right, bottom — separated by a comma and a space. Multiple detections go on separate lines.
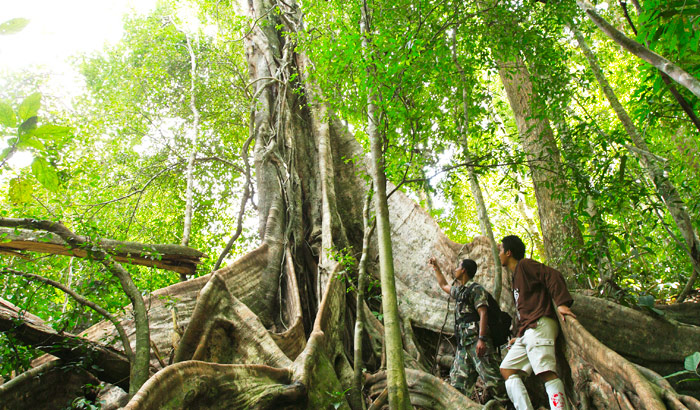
0, 0, 158, 169
0, 0, 156, 71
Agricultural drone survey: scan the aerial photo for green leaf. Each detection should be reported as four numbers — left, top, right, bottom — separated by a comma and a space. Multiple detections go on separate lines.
18, 93, 41, 121
31, 157, 59, 191
638, 295, 655, 308
660, 8, 700, 18
18, 116, 38, 135
650, 25, 666, 47
668, 0, 700, 7
610, 235, 627, 253
0, 18, 30, 35
0, 146, 11, 161
638, 295, 664, 315
8, 178, 33, 204
30, 124, 71, 140
685, 352, 700, 372
0, 101, 15, 127
16, 136, 45, 151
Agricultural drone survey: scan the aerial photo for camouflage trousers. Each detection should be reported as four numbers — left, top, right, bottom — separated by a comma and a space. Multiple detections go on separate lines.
450, 340, 507, 402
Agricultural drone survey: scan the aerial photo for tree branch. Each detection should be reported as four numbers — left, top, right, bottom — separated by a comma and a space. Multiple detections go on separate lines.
577, 0, 700, 99
0, 227, 204, 275
0, 297, 130, 390
0, 218, 150, 395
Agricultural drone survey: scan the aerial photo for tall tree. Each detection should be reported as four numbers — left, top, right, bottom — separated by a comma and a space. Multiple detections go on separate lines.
450, 29, 503, 300
361, 1, 412, 407
178, 27, 201, 282
497, 55, 585, 280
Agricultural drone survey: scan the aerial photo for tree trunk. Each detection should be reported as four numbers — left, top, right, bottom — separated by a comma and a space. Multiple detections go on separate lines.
515, 188, 546, 258
354, 189, 374, 405
4, 0, 700, 408
180, 31, 200, 281
361, 2, 411, 406
497, 58, 585, 280
0, 227, 204, 276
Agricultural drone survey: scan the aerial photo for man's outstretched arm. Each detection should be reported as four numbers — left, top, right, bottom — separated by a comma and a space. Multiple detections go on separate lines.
428, 257, 451, 294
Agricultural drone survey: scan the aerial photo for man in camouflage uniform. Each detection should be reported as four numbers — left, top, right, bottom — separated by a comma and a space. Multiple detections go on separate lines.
429, 257, 507, 403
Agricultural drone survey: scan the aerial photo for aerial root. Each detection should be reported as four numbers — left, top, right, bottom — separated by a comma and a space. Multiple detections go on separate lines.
560, 313, 666, 409
123, 361, 301, 409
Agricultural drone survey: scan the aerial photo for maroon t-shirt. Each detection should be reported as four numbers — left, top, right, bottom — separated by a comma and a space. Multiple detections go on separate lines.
512, 258, 573, 337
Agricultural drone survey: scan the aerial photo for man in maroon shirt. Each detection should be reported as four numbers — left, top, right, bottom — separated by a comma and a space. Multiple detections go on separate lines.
498, 235, 575, 410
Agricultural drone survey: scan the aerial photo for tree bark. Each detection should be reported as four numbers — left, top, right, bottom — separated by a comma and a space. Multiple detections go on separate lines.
498, 58, 585, 280
354, 188, 374, 403
515, 189, 546, 258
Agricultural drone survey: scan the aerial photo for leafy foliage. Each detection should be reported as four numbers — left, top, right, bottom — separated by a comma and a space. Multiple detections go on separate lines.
0, 1, 254, 381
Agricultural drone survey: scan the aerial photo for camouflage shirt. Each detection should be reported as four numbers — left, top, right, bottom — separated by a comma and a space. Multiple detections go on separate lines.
450, 280, 489, 347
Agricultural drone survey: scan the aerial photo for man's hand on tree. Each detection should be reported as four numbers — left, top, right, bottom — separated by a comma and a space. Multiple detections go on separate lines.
557, 304, 576, 322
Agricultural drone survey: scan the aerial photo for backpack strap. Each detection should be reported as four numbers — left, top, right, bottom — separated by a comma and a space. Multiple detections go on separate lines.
459, 283, 481, 324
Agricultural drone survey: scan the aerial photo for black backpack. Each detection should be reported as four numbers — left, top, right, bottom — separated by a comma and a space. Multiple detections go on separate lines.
462, 283, 513, 347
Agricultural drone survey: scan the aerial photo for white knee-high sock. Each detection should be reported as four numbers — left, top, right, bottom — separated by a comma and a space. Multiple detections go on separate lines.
505, 375, 533, 410
544, 378, 568, 410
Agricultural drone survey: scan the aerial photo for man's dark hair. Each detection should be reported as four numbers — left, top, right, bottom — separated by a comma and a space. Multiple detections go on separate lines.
460, 259, 478, 279
502, 235, 526, 260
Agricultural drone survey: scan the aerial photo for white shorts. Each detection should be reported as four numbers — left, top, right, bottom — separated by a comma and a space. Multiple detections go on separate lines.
500, 316, 559, 375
